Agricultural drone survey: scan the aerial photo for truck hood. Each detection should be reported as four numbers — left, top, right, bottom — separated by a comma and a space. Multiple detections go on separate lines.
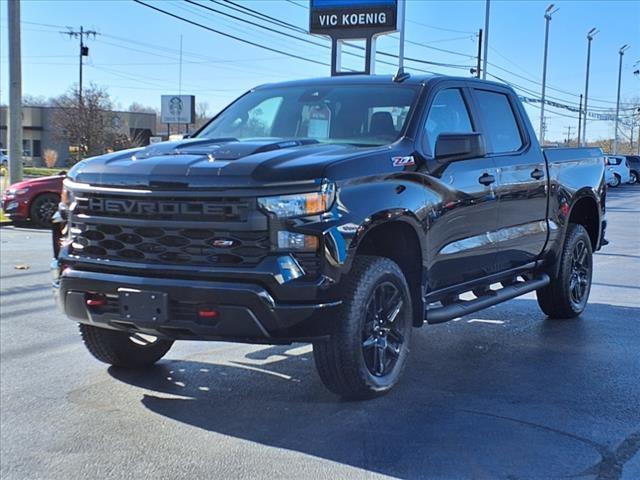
68, 138, 388, 189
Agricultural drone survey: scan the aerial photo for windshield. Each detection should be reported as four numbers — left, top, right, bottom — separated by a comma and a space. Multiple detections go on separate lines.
197, 84, 419, 147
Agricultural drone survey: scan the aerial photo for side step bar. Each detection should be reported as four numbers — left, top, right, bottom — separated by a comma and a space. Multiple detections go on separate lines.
425, 274, 550, 325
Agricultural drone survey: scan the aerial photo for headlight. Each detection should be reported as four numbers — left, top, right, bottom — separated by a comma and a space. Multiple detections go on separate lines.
258, 182, 335, 218
8, 187, 29, 196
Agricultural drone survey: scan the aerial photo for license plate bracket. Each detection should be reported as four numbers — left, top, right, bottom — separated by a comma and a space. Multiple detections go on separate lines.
118, 289, 168, 323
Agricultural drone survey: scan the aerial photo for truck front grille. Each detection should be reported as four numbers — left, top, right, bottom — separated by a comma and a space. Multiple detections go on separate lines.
69, 223, 270, 267
75, 193, 250, 223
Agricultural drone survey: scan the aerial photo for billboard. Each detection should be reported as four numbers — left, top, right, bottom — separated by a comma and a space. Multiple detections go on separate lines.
309, 0, 398, 37
160, 95, 195, 124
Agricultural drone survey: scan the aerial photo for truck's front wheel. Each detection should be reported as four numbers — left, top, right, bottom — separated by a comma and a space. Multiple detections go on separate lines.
313, 256, 412, 400
79, 324, 173, 367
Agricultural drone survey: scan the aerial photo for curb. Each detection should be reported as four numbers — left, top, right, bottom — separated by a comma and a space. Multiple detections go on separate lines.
0, 221, 14, 228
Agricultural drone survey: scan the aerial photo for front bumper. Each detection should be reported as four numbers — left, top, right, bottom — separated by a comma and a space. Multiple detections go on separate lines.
1, 195, 29, 221
53, 262, 340, 344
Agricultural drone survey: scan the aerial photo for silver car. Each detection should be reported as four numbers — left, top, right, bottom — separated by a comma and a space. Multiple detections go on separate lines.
604, 155, 631, 187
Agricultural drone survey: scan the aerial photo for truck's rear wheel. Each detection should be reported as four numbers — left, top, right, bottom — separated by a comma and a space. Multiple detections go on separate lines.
536, 224, 593, 319
313, 256, 412, 400
79, 324, 173, 367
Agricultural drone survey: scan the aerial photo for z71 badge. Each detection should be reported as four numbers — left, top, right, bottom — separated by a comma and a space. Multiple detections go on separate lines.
391, 156, 416, 167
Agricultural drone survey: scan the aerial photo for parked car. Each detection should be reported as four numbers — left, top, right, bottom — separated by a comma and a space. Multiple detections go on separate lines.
52, 75, 606, 399
2, 173, 64, 227
604, 155, 631, 187
624, 155, 640, 184
605, 167, 617, 187
0, 149, 7, 168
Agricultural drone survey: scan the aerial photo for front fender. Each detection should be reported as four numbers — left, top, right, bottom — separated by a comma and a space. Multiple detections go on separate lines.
320, 174, 429, 279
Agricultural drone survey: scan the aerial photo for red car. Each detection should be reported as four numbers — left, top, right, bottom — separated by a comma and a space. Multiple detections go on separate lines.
2, 173, 64, 227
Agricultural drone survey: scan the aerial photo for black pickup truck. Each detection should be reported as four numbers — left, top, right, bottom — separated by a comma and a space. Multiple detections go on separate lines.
52, 74, 606, 399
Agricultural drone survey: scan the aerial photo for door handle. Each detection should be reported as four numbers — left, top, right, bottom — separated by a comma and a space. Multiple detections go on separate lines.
478, 173, 496, 186
531, 168, 545, 180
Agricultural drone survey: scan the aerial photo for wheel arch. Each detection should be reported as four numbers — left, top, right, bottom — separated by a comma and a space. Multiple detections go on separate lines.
352, 215, 425, 327
567, 193, 600, 251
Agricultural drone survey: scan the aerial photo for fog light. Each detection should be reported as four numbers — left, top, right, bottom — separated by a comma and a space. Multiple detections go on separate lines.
277, 231, 319, 250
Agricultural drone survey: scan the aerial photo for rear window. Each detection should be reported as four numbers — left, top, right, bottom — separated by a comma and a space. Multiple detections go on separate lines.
474, 90, 523, 154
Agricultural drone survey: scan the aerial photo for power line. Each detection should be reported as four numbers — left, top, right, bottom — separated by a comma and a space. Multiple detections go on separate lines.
132, 0, 331, 67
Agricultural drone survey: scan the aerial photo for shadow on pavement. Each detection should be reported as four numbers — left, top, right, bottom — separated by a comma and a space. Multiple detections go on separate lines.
109, 299, 640, 479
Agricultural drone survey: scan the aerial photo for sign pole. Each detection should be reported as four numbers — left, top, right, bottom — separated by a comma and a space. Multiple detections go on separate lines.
398, 0, 406, 72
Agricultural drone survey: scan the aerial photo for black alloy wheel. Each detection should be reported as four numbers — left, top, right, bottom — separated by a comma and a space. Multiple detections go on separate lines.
569, 239, 591, 309
361, 281, 405, 377
30, 193, 59, 227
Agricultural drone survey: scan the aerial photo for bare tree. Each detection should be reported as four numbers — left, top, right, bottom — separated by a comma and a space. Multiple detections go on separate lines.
51, 84, 117, 161
22, 95, 51, 106
195, 101, 210, 130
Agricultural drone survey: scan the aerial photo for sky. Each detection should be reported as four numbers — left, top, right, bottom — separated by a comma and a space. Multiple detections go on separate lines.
1, 0, 639, 143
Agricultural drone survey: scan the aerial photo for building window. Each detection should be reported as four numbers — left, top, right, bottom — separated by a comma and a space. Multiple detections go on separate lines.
32, 140, 42, 157
22, 139, 32, 157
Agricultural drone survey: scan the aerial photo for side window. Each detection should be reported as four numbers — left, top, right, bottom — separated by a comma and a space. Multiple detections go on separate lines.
424, 89, 473, 156
475, 90, 523, 153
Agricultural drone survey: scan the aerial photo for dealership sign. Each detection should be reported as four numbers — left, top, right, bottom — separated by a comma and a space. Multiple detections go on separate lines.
309, 0, 399, 76
160, 95, 195, 124
310, 0, 397, 36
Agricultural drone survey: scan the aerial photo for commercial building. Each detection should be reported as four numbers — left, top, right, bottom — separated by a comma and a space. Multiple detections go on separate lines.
0, 106, 156, 167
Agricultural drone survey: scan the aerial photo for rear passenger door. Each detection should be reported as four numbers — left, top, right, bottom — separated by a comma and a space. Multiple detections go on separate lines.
420, 85, 499, 290
471, 87, 548, 270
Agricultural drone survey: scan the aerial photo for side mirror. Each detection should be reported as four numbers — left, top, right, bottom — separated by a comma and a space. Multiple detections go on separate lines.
435, 133, 486, 163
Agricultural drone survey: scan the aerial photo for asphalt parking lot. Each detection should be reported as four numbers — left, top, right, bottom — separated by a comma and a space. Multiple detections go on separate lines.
1, 186, 638, 480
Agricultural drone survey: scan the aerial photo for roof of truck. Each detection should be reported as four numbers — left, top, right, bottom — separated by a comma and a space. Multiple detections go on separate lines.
254, 73, 510, 91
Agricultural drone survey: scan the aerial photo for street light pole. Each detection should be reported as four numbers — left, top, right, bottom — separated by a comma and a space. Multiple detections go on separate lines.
539, 4, 558, 145
482, 0, 490, 80
613, 44, 630, 155
582, 28, 598, 147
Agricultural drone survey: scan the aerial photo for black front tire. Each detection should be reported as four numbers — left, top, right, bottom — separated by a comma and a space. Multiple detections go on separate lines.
79, 324, 174, 368
313, 256, 413, 400
630, 170, 638, 185
536, 224, 593, 319
29, 193, 59, 228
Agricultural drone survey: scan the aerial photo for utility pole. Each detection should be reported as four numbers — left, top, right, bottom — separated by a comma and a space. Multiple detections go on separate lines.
582, 28, 598, 146
63, 27, 97, 158
564, 126, 574, 145
64, 26, 97, 102
613, 44, 630, 155
482, 0, 490, 80
539, 4, 558, 145
8, 0, 23, 184
476, 29, 483, 78
577, 94, 583, 144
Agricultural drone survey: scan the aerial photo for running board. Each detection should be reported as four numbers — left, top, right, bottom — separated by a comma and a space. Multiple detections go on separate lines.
424, 274, 550, 325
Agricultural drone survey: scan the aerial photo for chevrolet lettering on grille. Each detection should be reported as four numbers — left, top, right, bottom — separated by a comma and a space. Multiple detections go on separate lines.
87, 198, 230, 216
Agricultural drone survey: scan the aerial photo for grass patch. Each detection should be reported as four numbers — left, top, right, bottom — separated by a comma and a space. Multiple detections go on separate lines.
24, 167, 66, 177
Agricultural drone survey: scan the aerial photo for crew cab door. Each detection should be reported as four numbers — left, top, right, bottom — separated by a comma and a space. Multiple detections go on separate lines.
418, 86, 499, 290
470, 87, 548, 270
